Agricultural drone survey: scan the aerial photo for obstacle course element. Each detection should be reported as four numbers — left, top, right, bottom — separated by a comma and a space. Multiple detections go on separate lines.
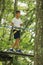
0, 51, 34, 65
0, 25, 34, 31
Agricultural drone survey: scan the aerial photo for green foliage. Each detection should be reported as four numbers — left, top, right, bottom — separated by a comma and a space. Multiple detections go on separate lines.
0, 0, 35, 65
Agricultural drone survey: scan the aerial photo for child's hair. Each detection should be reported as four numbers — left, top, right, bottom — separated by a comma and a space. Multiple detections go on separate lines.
16, 10, 20, 14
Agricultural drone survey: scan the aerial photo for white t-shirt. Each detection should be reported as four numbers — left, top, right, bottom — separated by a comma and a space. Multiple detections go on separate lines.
12, 17, 22, 27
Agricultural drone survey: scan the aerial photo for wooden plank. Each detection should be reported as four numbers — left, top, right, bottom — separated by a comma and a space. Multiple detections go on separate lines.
0, 51, 34, 57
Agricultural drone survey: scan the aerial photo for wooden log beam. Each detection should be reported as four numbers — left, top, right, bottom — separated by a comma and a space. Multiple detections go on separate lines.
0, 54, 12, 61
0, 51, 34, 57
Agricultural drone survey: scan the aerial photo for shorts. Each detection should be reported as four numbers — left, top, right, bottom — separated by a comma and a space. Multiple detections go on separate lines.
13, 29, 21, 39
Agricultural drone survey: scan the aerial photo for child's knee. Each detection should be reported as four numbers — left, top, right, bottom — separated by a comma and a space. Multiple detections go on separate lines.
17, 38, 20, 40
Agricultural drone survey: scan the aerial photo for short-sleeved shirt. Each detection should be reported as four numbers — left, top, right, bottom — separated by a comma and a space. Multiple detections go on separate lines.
12, 17, 22, 28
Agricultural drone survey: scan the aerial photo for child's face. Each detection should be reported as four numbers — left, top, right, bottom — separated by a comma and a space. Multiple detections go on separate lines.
16, 13, 20, 18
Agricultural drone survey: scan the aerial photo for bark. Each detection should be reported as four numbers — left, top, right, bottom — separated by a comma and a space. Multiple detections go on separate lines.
14, 0, 18, 16
34, 0, 43, 65
0, 0, 5, 24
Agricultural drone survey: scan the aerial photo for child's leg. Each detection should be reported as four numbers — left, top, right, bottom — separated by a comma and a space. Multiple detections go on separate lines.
12, 38, 20, 49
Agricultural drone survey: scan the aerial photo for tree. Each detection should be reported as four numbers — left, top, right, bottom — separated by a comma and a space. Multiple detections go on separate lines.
14, 0, 18, 16
9, 0, 18, 40
0, 0, 5, 25
34, 0, 43, 65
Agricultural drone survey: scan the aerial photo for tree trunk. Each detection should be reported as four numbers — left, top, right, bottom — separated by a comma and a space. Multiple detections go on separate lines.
34, 0, 43, 65
14, 0, 18, 16
9, 0, 18, 40
0, 0, 5, 24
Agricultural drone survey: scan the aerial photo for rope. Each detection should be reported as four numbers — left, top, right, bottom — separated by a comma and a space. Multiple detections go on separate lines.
0, 25, 34, 40
0, 25, 34, 31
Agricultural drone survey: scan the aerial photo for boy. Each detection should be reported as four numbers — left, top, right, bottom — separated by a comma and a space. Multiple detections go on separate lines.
10, 10, 23, 52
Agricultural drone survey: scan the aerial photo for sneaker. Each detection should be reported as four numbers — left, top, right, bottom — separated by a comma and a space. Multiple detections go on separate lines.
8, 48, 15, 52
16, 49, 22, 53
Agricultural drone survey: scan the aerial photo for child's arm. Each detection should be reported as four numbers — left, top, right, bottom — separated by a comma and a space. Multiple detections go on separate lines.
20, 23, 23, 26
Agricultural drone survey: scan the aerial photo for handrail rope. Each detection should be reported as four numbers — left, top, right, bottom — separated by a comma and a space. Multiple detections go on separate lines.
0, 51, 34, 57
0, 25, 34, 31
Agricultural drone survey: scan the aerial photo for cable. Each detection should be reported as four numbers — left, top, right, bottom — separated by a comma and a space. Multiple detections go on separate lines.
0, 25, 34, 31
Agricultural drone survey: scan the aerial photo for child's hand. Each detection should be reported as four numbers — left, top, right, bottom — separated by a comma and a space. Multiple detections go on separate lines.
20, 24, 23, 26
10, 22, 14, 26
